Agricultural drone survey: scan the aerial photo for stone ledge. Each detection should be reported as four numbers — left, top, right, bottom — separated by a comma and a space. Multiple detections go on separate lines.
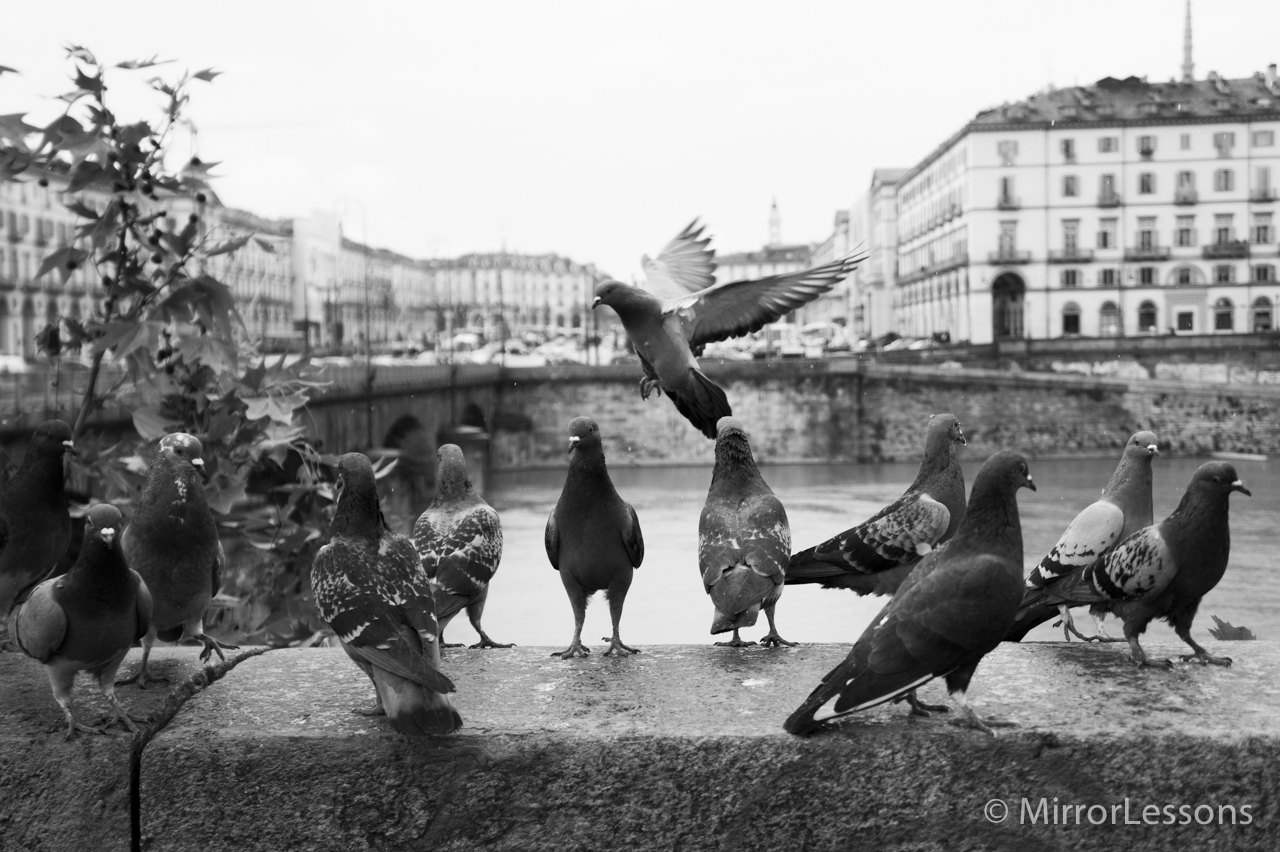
137, 641, 1279, 852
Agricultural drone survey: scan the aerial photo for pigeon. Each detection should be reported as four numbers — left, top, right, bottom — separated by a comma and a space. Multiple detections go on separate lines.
12, 504, 153, 739
639, 219, 717, 298
545, 416, 644, 658
784, 451, 1036, 737
0, 420, 75, 617
412, 444, 511, 650
698, 417, 794, 648
116, 433, 236, 688
786, 413, 968, 596
1006, 431, 1159, 642
312, 452, 462, 736
1015, 461, 1249, 669
592, 252, 864, 438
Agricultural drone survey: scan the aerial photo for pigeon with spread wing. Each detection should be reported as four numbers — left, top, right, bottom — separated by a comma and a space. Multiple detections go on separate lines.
639, 218, 718, 299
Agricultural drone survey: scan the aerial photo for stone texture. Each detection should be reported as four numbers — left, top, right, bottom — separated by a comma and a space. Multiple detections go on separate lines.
139, 641, 1280, 852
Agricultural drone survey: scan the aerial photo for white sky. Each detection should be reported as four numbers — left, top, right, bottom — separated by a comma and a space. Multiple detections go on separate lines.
3, 1, 1277, 279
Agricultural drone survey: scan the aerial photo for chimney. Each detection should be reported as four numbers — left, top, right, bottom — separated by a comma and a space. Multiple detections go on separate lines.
1268, 63, 1278, 94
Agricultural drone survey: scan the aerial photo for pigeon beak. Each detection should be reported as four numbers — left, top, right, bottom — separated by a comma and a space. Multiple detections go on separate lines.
62, 439, 78, 456
591, 296, 602, 309
567, 435, 580, 454
99, 527, 116, 546
1025, 474, 1037, 492
1231, 480, 1252, 496
1147, 444, 1159, 455
192, 457, 210, 482
957, 429, 967, 446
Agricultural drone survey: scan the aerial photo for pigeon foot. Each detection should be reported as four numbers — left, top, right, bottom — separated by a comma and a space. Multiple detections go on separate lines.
948, 708, 1018, 736
1132, 655, 1175, 670
638, 377, 663, 400
194, 634, 239, 664
469, 633, 515, 650
759, 632, 797, 649
115, 665, 170, 690
714, 637, 756, 648
354, 702, 386, 717
902, 691, 950, 717
1181, 651, 1233, 667
602, 636, 640, 656
441, 642, 466, 648
551, 641, 590, 659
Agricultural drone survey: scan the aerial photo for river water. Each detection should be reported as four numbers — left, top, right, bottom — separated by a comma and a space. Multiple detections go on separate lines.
460, 455, 1277, 652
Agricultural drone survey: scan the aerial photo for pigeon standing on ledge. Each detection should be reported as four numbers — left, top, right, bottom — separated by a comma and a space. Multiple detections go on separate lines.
699, 417, 794, 648
413, 444, 511, 650
1006, 431, 1158, 642
13, 504, 152, 739
784, 452, 1035, 737
116, 433, 236, 688
787, 413, 967, 596
545, 417, 645, 658
0, 420, 75, 618
313, 453, 462, 736
592, 251, 864, 438
1015, 461, 1249, 668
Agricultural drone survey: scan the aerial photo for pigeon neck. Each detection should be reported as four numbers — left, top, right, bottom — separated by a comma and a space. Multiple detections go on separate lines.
139, 460, 205, 511
566, 448, 613, 489
710, 439, 767, 492
953, 478, 1023, 558
331, 486, 385, 540
909, 435, 958, 491
1102, 453, 1154, 526
65, 539, 133, 606
10, 448, 66, 505
1162, 488, 1231, 552
436, 466, 473, 503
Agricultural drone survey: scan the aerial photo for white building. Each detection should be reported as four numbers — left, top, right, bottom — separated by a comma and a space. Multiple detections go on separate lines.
891, 66, 1280, 344
848, 168, 909, 340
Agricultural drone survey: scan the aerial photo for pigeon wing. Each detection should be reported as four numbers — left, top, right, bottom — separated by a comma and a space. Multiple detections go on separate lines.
12, 577, 67, 663
544, 510, 560, 571
641, 218, 716, 297
666, 254, 864, 350
418, 506, 502, 620
133, 570, 153, 642
621, 502, 644, 568
1026, 500, 1123, 587
801, 494, 950, 576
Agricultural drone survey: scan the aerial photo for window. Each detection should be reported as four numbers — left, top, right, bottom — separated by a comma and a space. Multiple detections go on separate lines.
1063, 175, 1078, 197
1100, 173, 1117, 199
1253, 213, 1274, 243
998, 140, 1018, 166
1138, 135, 1157, 156
1139, 300, 1159, 332
1253, 130, 1275, 147
1100, 301, 1121, 336
1214, 132, 1236, 156
1139, 267, 1157, 285
1255, 264, 1275, 282
1099, 268, 1117, 286
1215, 214, 1234, 244
1177, 311, 1195, 331
1062, 219, 1079, 251
1138, 216, 1156, 250
1098, 136, 1119, 153
1176, 216, 1196, 246
999, 176, 1016, 203
1214, 298, 1235, 331
1215, 264, 1235, 283
999, 220, 1017, 254
1061, 269, 1080, 288
1139, 173, 1156, 194
1257, 166, 1274, 198
1061, 139, 1076, 161
1097, 218, 1117, 249
1177, 171, 1195, 190
1180, 133, 1192, 150
1062, 302, 1081, 335
1175, 266, 1194, 285
1253, 297, 1274, 332
1214, 169, 1235, 192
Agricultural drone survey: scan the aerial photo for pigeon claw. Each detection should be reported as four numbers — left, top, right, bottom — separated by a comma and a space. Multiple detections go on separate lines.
758, 632, 797, 649
1181, 652, 1233, 667
638, 377, 663, 401
116, 666, 170, 690
901, 691, 950, 717
469, 635, 515, 650
195, 634, 239, 664
714, 637, 757, 648
551, 641, 590, 659
602, 636, 640, 656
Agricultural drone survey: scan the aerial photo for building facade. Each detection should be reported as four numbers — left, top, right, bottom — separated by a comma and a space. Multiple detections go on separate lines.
847, 168, 909, 340
890, 67, 1280, 344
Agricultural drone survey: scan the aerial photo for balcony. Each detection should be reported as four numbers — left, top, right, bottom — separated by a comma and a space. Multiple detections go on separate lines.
1097, 191, 1122, 208
896, 252, 970, 285
988, 249, 1032, 265
1048, 248, 1096, 263
1202, 240, 1250, 259
1252, 189, 1277, 203
1124, 245, 1172, 261
996, 195, 1021, 210
1174, 189, 1199, 205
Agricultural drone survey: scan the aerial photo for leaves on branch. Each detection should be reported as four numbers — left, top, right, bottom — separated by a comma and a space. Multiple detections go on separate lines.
192, 68, 222, 82
35, 246, 90, 283
115, 55, 173, 71
206, 232, 254, 258
132, 405, 183, 441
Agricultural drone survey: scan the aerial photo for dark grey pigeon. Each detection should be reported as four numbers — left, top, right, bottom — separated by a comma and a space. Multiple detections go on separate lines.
787, 414, 967, 596
699, 417, 793, 648
592, 251, 864, 438
117, 433, 236, 688
0, 420, 75, 617
412, 444, 511, 649
313, 453, 462, 736
1006, 431, 1158, 642
13, 504, 152, 739
1016, 461, 1249, 668
545, 417, 644, 658
784, 452, 1036, 737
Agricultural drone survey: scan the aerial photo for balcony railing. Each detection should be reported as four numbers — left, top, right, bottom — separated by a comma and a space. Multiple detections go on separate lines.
988, 249, 1032, 264
1048, 248, 1096, 263
1174, 189, 1198, 205
1252, 188, 1277, 202
1124, 245, 1172, 261
1097, 191, 1122, 207
1202, 240, 1250, 259
996, 195, 1021, 210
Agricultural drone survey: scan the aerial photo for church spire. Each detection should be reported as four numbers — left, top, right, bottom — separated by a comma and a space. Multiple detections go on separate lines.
1181, 0, 1194, 83
768, 197, 780, 246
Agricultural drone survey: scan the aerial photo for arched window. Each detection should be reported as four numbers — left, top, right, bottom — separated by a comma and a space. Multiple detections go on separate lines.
1214, 297, 1235, 331
1138, 300, 1158, 332
1099, 301, 1121, 337
1253, 296, 1273, 332
1061, 302, 1081, 336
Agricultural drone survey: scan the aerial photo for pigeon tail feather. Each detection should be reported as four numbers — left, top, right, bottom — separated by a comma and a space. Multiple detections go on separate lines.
372, 667, 463, 736
711, 601, 761, 634
671, 369, 732, 439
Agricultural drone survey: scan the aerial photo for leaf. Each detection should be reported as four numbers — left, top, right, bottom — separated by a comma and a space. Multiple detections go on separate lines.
175, 334, 237, 374
132, 406, 181, 440
0, 65, 18, 76
242, 392, 308, 425
65, 160, 107, 194
97, 320, 161, 360
0, 113, 39, 144
63, 198, 100, 220
206, 479, 248, 516
64, 45, 97, 65
35, 246, 89, 284
73, 66, 104, 95
205, 233, 253, 258
253, 237, 277, 254
192, 68, 222, 83
115, 55, 173, 71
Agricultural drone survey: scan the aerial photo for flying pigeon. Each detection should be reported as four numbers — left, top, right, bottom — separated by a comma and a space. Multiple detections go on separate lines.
639, 219, 717, 299
698, 417, 794, 648
12, 504, 153, 739
1015, 461, 1249, 668
787, 413, 968, 596
116, 433, 236, 688
784, 451, 1036, 737
545, 416, 644, 657
412, 444, 511, 649
312, 452, 462, 736
1006, 431, 1158, 642
592, 252, 865, 438
0, 420, 75, 617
